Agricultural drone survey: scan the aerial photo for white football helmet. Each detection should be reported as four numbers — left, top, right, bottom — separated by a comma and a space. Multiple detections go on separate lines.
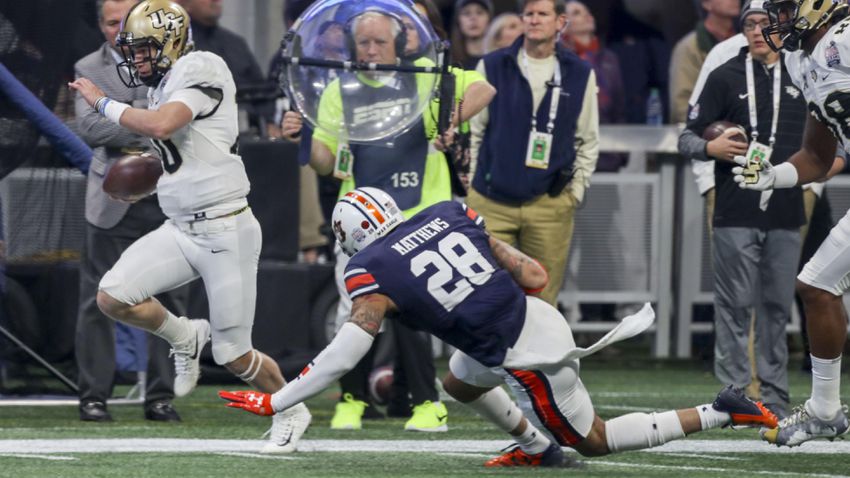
332, 187, 405, 256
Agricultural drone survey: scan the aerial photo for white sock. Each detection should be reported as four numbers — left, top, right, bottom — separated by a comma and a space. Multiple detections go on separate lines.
810, 354, 842, 420
153, 311, 192, 345
515, 423, 551, 455
605, 411, 685, 453
465, 387, 523, 433
696, 403, 730, 430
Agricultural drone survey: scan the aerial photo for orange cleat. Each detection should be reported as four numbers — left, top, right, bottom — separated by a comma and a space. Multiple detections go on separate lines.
484, 443, 567, 467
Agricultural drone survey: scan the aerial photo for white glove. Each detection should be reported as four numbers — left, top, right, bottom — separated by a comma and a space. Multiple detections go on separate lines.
732, 155, 798, 191
732, 155, 774, 190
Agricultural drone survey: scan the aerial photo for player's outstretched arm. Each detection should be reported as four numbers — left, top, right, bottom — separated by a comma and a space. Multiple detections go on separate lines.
220, 294, 392, 416
69, 78, 193, 140
488, 236, 548, 294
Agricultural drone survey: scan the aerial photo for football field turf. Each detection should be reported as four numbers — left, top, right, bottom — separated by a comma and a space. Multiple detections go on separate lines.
1, 358, 848, 477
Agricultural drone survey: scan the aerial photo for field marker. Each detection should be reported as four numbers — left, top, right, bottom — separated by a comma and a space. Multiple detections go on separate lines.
0, 439, 848, 455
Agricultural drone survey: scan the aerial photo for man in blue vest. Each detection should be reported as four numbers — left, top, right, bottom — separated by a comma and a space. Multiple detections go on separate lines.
469, 0, 599, 307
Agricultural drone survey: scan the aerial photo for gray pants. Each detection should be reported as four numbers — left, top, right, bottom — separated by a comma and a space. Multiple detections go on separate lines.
712, 227, 801, 410
75, 197, 188, 407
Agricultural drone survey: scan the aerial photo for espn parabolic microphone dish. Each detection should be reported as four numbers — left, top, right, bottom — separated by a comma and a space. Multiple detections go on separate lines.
281, 0, 444, 144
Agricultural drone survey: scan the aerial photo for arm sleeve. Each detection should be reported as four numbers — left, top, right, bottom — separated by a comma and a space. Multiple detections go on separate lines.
681, 70, 729, 160
270, 323, 374, 412
469, 59, 489, 181
570, 70, 600, 204
678, 128, 710, 161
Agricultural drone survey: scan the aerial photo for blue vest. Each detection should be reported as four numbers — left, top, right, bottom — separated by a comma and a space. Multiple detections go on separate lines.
473, 37, 591, 204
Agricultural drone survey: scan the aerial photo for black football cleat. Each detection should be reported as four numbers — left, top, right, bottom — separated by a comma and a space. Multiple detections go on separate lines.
712, 385, 778, 429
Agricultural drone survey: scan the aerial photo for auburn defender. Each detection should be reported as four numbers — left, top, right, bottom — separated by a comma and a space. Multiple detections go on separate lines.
222, 187, 777, 467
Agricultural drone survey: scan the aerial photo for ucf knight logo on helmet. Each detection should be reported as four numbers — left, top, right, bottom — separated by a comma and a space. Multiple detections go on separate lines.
149, 8, 185, 34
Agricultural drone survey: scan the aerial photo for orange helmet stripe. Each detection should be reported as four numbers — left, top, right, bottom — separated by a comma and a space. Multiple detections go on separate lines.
346, 191, 386, 224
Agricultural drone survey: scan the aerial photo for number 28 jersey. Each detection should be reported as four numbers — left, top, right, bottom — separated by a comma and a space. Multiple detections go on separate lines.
344, 201, 527, 367
147, 51, 250, 218
785, 18, 850, 151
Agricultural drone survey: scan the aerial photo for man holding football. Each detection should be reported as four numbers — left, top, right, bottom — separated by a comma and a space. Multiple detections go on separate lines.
68, 0, 310, 454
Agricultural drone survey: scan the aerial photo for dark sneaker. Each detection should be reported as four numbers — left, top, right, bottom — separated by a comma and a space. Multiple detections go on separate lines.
79, 400, 112, 422
484, 443, 568, 468
761, 401, 849, 447
144, 400, 181, 422
712, 385, 778, 428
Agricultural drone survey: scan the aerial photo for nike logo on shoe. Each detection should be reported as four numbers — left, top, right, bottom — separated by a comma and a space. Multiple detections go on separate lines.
738, 93, 749, 99
211, 249, 226, 254
189, 336, 199, 360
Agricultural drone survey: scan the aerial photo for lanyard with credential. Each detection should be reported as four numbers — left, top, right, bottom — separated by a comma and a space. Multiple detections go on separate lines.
522, 49, 562, 134
745, 53, 782, 147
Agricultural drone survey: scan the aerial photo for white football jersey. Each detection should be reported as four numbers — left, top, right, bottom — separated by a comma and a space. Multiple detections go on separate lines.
147, 51, 249, 219
785, 17, 850, 151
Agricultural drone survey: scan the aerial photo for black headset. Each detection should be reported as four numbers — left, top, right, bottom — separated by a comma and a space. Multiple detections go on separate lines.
343, 9, 408, 60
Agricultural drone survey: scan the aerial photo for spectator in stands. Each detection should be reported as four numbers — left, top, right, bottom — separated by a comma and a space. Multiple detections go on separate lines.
174, 0, 271, 132
483, 12, 523, 53
304, 9, 495, 432
561, 0, 625, 172
677, 0, 810, 417
413, 0, 448, 41
451, 0, 494, 69
73, 0, 185, 423
605, 0, 670, 123
469, 0, 598, 307
669, 0, 739, 123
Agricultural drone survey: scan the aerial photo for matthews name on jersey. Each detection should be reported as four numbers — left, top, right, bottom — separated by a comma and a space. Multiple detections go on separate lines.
344, 201, 526, 367
147, 50, 249, 218
785, 16, 850, 150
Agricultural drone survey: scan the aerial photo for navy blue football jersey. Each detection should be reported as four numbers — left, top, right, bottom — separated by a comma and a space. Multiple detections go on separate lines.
344, 201, 526, 367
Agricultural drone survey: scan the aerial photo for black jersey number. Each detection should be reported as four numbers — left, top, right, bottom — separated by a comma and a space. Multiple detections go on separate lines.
151, 138, 183, 173
812, 91, 850, 141
409, 232, 494, 312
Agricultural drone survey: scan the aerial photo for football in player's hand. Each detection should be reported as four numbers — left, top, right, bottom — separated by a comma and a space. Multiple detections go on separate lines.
702, 120, 748, 144
103, 154, 162, 202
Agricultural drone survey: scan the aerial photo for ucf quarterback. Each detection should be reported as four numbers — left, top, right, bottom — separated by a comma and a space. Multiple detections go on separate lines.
732, 0, 850, 446
68, 0, 311, 453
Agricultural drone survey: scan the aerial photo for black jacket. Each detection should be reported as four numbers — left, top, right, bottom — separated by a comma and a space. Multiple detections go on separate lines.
686, 47, 805, 230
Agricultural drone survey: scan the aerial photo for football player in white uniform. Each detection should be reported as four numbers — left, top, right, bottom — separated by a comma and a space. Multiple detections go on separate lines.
733, 0, 850, 446
68, 0, 310, 453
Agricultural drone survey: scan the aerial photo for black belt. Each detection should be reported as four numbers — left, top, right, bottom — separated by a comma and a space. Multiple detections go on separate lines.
191, 205, 249, 222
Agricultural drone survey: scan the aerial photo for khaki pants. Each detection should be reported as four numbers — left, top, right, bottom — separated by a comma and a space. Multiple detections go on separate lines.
298, 166, 328, 250
466, 188, 578, 306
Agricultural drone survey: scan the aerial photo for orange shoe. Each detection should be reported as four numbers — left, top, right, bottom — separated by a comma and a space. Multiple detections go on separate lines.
712, 385, 779, 429
484, 443, 566, 467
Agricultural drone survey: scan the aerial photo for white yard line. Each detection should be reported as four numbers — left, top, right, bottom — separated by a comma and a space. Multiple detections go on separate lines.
0, 439, 847, 455
213, 452, 298, 460
0, 453, 77, 461
657, 452, 744, 461
590, 460, 850, 478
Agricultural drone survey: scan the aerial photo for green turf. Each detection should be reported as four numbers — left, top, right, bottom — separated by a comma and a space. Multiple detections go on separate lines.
1, 358, 848, 477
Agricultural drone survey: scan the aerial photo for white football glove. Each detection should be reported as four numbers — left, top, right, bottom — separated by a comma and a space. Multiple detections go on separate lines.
732, 155, 775, 191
